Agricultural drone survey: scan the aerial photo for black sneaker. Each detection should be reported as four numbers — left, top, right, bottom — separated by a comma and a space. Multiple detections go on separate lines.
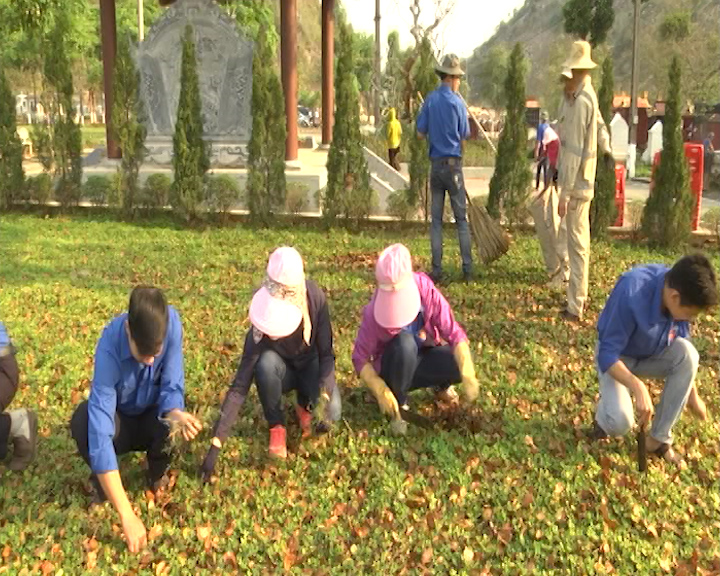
429, 271, 445, 285
559, 309, 581, 323
588, 421, 608, 441
462, 271, 473, 284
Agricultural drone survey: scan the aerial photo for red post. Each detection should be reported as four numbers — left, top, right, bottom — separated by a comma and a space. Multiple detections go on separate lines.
684, 143, 704, 231
321, 0, 335, 146
281, 0, 299, 162
614, 164, 626, 227
99, 0, 120, 159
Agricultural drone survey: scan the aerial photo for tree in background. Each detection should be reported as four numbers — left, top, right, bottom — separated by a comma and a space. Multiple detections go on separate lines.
43, 9, 82, 208
0, 63, 24, 209
246, 26, 287, 223
171, 25, 209, 221
487, 43, 530, 224
112, 34, 147, 217
468, 44, 509, 109
323, 22, 372, 221
563, 0, 615, 47
383, 31, 405, 113
641, 56, 693, 247
590, 56, 616, 238
407, 37, 436, 215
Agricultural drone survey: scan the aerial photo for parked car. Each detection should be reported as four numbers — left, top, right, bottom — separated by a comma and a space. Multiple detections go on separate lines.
298, 105, 312, 128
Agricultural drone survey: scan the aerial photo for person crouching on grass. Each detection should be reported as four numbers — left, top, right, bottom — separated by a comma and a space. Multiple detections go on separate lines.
592, 254, 718, 467
352, 243, 480, 434
70, 286, 203, 553
200, 247, 341, 481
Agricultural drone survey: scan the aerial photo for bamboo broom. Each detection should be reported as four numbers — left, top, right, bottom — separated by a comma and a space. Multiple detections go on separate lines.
417, 92, 510, 264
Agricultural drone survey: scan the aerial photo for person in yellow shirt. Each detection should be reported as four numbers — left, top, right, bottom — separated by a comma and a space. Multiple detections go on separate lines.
386, 107, 403, 170
554, 41, 613, 322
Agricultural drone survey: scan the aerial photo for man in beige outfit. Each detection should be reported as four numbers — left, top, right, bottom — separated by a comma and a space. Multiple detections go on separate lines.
554, 41, 613, 322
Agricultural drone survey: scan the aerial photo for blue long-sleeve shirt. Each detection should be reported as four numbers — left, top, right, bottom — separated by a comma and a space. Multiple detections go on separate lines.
0, 321, 9, 348
596, 265, 690, 373
88, 306, 185, 473
416, 84, 470, 158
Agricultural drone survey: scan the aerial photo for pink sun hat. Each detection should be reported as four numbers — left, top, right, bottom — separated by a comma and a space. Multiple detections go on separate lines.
373, 244, 421, 329
249, 247, 305, 339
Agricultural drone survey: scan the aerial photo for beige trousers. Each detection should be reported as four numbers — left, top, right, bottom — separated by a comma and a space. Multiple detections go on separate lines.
529, 186, 566, 276
556, 198, 591, 316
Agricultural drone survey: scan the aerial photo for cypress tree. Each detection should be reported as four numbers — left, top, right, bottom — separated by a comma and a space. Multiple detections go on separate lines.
487, 43, 530, 224
112, 34, 147, 217
590, 56, 617, 237
641, 56, 693, 247
246, 26, 287, 223
408, 37, 436, 214
0, 63, 24, 209
44, 11, 82, 208
324, 22, 372, 221
172, 25, 209, 221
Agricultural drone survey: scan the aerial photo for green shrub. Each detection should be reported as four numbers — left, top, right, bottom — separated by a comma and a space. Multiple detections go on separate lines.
82, 175, 113, 206
205, 174, 241, 216
0, 64, 24, 209
701, 206, 720, 241
140, 173, 172, 210
641, 57, 693, 247
386, 190, 416, 220
285, 182, 309, 214
31, 124, 53, 173
171, 25, 210, 221
27, 173, 53, 205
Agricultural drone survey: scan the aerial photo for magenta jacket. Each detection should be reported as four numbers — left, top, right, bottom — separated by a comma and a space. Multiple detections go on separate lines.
352, 272, 468, 375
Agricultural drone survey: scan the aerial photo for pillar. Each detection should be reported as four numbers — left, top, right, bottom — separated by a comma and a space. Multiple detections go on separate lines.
99, 0, 120, 159
281, 0, 299, 163
321, 0, 334, 146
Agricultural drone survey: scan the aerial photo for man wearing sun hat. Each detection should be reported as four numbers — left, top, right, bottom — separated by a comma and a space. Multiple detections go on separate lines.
352, 244, 480, 434
201, 247, 340, 476
554, 41, 613, 322
416, 54, 473, 284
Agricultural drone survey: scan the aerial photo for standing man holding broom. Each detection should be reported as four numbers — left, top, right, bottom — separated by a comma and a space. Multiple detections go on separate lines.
416, 54, 473, 284
554, 41, 613, 321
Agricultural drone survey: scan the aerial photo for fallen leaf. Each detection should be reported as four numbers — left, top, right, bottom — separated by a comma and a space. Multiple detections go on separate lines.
421, 548, 433, 565
462, 547, 474, 564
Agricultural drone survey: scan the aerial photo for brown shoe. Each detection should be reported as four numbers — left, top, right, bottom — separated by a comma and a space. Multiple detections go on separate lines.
559, 309, 580, 323
9, 410, 38, 472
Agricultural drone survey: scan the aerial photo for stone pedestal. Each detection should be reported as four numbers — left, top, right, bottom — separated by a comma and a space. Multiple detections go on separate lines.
136, 0, 253, 167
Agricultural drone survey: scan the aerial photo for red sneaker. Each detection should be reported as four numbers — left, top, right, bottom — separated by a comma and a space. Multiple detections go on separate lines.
295, 404, 312, 438
268, 425, 287, 459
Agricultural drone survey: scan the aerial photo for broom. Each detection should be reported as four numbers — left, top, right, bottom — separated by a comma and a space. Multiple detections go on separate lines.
417, 92, 510, 264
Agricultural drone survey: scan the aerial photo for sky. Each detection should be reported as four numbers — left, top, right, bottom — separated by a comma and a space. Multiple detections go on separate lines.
342, 0, 528, 59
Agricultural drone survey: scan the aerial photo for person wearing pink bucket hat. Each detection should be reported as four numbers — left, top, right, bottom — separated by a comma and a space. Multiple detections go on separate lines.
201, 247, 341, 477
353, 244, 480, 434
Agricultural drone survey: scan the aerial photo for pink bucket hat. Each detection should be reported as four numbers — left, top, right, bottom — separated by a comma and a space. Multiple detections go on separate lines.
373, 244, 421, 329
249, 247, 309, 340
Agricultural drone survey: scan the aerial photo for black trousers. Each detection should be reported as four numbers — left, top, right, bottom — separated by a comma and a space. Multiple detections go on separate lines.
254, 350, 320, 428
0, 353, 19, 460
388, 147, 401, 171
380, 332, 462, 406
70, 401, 171, 497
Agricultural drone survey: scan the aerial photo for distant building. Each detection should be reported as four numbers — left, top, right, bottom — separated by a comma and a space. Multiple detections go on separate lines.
613, 92, 651, 149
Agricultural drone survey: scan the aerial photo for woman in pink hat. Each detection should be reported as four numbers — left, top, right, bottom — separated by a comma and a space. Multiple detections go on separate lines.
200, 247, 340, 477
352, 244, 480, 433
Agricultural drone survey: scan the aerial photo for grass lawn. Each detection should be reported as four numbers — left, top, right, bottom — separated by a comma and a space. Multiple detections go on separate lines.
0, 213, 718, 575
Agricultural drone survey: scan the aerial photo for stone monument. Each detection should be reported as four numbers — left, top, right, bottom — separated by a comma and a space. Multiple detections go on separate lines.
641, 121, 663, 164
610, 113, 629, 162
136, 0, 253, 167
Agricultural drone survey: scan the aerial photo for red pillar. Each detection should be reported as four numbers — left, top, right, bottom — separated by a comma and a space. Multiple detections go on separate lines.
99, 0, 120, 159
281, 0, 299, 162
321, 0, 334, 146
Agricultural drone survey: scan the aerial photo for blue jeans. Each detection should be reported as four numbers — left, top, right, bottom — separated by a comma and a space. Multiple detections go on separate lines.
380, 333, 461, 406
430, 159, 473, 276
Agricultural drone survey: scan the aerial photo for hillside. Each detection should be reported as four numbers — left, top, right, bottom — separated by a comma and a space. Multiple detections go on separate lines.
467, 0, 719, 109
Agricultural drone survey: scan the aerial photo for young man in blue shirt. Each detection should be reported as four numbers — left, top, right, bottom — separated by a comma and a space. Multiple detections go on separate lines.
0, 321, 38, 471
70, 286, 203, 553
416, 54, 473, 284
593, 255, 718, 466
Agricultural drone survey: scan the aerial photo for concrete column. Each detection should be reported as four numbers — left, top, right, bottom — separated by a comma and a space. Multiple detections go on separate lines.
100, 0, 120, 159
321, 0, 334, 146
281, 0, 299, 164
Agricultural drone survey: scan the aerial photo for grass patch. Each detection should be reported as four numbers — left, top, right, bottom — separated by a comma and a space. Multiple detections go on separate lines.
0, 213, 718, 574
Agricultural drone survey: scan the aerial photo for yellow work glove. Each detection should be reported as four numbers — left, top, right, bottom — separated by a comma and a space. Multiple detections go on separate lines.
454, 341, 479, 402
360, 363, 400, 419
